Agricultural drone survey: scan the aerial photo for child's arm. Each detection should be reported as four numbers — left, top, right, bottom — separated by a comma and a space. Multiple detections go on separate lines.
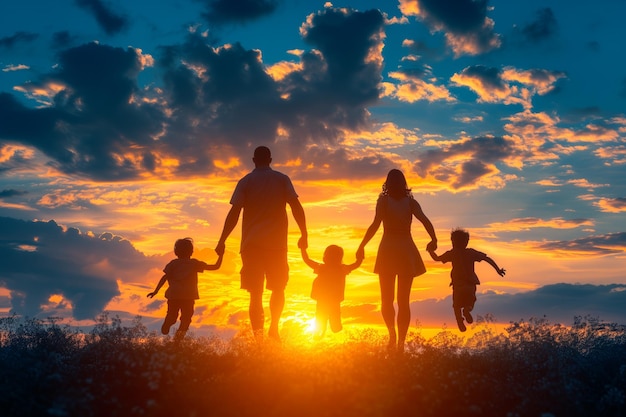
300, 247, 319, 270
204, 253, 224, 271
346, 253, 364, 272
427, 248, 442, 262
485, 256, 506, 277
147, 275, 167, 298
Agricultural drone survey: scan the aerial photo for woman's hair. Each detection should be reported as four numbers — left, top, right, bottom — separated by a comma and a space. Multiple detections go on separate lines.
382, 169, 412, 199
174, 237, 194, 258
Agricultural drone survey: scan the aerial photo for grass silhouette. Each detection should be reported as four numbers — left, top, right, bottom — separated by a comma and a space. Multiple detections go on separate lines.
1, 313, 625, 417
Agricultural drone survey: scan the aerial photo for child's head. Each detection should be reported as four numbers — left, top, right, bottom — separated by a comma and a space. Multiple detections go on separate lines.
174, 237, 194, 258
323, 245, 344, 265
450, 228, 470, 249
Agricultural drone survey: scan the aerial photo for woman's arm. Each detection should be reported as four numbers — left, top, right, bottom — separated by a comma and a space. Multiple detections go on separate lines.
412, 199, 437, 252
357, 198, 383, 259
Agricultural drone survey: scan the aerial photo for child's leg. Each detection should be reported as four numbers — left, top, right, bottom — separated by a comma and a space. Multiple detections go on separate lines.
328, 303, 343, 333
177, 300, 195, 336
162, 300, 180, 335
315, 302, 329, 337
454, 306, 466, 332
462, 286, 477, 324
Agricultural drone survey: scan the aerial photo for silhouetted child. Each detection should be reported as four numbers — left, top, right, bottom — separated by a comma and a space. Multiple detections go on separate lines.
427, 228, 505, 332
301, 245, 363, 338
147, 238, 222, 339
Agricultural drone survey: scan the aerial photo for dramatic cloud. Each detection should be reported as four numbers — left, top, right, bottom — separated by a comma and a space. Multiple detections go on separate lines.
0, 217, 162, 320
0, 42, 162, 180
451, 65, 566, 109
0, 7, 389, 182
413, 283, 626, 327
535, 232, 626, 255
75, 0, 129, 36
399, 0, 501, 56
415, 135, 520, 189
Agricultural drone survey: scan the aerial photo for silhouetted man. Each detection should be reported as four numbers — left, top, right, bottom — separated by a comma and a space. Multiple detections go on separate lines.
216, 146, 308, 341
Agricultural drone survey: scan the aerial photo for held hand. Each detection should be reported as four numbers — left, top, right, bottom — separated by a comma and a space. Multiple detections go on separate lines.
215, 242, 225, 256
356, 247, 365, 261
426, 240, 437, 253
298, 235, 308, 250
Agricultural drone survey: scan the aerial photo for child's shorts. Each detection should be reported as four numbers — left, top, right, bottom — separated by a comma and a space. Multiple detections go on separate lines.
452, 284, 477, 309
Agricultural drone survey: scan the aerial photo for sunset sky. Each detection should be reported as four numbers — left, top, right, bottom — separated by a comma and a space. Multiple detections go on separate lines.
1, 0, 625, 339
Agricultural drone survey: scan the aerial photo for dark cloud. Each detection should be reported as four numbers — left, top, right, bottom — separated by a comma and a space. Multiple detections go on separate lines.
460, 65, 506, 90
0, 217, 162, 320
51, 31, 76, 49
75, 0, 129, 36
158, 7, 385, 166
413, 283, 626, 327
521, 8, 558, 44
414, 136, 517, 188
0, 42, 164, 180
410, 0, 500, 55
0, 189, 28, 199
199, 0, 280, 25
0, 32, 39, 49
537, 232, 626, 255
1, 8, 387, 181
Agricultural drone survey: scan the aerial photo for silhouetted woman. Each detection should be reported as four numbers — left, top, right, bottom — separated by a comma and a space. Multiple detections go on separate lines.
357, 169, 437, 353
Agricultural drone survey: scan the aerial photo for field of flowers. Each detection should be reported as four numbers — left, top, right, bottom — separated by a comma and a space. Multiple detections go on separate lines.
1, 314, 625, 417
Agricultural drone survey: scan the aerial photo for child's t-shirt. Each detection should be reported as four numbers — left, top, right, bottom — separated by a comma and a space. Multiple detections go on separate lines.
438, 248, 487, 286
310, 263, 352, 303
163, 258, 209, 300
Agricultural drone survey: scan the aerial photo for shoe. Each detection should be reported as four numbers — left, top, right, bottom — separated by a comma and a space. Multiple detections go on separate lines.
161, 322, 172, 335
463, 309, 474, 324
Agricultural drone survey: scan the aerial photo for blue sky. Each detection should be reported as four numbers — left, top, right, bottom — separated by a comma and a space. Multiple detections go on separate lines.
0, 0, 625, 337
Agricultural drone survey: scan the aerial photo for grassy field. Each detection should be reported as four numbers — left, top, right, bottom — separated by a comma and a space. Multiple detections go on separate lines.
1, 314, 625, 417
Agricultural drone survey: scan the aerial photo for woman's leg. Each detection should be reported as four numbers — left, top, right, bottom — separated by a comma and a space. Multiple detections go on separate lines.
396, 275, 413, 352
379, 273, 397, 349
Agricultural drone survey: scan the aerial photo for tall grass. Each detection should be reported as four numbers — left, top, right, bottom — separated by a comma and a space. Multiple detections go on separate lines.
1, 314, 624, 417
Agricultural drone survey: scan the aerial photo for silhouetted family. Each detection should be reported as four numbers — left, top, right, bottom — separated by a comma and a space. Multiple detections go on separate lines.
148, 146, 506, 351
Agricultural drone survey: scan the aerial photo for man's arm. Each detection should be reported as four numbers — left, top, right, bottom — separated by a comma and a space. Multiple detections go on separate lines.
288, 198, 308, 249
300, 247, 318, 270
215, 205, 242, 255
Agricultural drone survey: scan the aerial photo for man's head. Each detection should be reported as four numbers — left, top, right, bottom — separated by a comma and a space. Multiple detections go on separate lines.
253, 146, 272, 167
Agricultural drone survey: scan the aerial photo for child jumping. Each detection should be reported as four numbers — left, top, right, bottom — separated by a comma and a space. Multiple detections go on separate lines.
301, 245, 363, 338
147, 237, 222, 339
427, 228, 505, 332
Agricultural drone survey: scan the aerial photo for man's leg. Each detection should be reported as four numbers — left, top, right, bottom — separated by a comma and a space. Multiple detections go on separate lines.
249, 289, 265, 337
268, 289, 284, 340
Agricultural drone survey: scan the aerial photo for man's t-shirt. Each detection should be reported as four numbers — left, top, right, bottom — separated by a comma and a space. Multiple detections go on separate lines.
230, 166, 298, 253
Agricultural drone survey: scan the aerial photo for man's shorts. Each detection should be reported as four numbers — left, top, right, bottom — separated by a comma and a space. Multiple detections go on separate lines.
240, 249, 289, 292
